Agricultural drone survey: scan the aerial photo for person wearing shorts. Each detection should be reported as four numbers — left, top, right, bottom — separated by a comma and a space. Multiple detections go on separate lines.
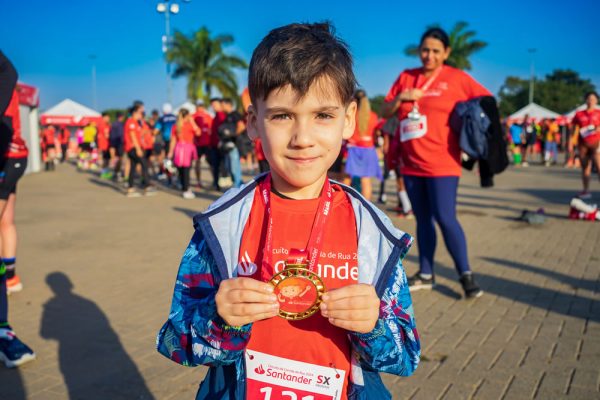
572, 91, 600, 199
0, 51, 36, 367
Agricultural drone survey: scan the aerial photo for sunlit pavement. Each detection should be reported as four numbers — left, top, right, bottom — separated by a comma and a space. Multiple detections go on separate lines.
1, 161, 598, 399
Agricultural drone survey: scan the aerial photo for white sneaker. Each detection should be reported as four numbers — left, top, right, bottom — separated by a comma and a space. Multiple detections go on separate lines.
182, 190, 196, 200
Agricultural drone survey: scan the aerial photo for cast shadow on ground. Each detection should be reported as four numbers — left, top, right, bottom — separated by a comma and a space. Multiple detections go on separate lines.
516, 188, 590, 206
40, 272, 155, 400
173, 207, 202, 219
429, 258, 598, 323
0, 367, 26, 400
456, 199, 569, 220
404, 255, 462, 300
481, 256, 598, 295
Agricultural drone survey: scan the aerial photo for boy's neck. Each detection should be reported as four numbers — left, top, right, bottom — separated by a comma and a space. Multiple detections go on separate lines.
270, 173, 327, 200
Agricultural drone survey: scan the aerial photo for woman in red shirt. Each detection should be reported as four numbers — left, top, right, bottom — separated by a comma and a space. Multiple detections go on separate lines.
168, 108, 200, 199
343, 90, 382, 200
124, 103, 155, 197
572, 91, 600, 199
382, 28, 490, 298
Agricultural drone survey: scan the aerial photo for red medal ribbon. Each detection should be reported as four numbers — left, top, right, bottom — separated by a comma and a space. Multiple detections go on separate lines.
259, 173, 333, 273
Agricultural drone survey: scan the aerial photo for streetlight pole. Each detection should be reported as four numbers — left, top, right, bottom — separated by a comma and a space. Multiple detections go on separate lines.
90, 54, 98, 110
157, 1, 189, 105
528, 48, 536, 104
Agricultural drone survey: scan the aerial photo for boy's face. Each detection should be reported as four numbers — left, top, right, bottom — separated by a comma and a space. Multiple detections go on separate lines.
248, 78, 356, 198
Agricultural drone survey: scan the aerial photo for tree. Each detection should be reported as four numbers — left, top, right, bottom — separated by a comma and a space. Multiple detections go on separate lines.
404, 21, 487, 71
369, 95, 385, 117
167, 27, 248, 104
498, 69, 596, 117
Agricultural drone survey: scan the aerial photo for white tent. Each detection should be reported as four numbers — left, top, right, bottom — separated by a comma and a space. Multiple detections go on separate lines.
508, 102, 560, 122
40, 98, 101, 126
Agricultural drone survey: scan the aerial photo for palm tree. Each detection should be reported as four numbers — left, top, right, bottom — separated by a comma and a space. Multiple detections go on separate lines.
167, 27, 248, 104
404, 22, 487, 70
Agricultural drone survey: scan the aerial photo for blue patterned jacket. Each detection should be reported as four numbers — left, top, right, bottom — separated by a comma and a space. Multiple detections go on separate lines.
157, 175, 420, 399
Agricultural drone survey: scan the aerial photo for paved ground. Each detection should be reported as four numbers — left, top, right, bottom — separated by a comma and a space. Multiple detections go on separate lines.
1, 161, 599, 400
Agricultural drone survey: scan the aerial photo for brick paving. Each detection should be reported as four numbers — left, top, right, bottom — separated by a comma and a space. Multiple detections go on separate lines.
0, 162, 598, 399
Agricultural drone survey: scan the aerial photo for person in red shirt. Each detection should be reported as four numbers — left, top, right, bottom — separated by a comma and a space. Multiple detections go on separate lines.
168, 108, 200, 199
192, 101, 213, 188
382, 27, 490, 298
97, 113, 111, 178
59, 126, 70, 163
123, 102, 155, 197
572, 91, 600, 199
343, 90, 382, 200
209, 98, 227, 190
41, 125, 56, 171
0, 52, 36, 368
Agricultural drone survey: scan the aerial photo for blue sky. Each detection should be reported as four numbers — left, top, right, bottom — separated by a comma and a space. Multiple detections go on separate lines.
2, 0, 599, 112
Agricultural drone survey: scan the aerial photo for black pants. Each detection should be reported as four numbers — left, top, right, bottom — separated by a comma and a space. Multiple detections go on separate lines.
61, 144, 68, 162
128, 150, 149, 189
207, 147, 221, 188
177, 167, 190, 192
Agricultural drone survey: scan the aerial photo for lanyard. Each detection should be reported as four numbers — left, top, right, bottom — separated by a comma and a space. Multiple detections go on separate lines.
259, 174, 333, 273
410, 66, 443, 111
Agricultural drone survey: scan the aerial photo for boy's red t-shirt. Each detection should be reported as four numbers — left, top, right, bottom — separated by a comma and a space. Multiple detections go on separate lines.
385, 65, 490, 177
239, 184, 359, 400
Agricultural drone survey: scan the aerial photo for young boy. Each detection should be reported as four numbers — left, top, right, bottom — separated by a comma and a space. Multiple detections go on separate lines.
157, 22, 420, 400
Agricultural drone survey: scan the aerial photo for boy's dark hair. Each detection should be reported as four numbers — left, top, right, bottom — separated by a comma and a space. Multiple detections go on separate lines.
248, 22, 356, 105
585, 91, 598, 100
209, 97, 221, 103
221, 98, 233, 105
420, 27, 450, 49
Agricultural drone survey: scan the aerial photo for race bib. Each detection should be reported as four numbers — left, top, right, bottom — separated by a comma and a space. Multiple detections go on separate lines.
580, 124, 597, 138
400, 116, 427, 142
245, 350, 345, 400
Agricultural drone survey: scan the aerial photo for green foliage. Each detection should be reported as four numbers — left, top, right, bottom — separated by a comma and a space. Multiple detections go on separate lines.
369, 95, 385, 117
404, 21, 487, 71
498, 69, 596, 117
101, 108, 127, 121
167, 27, 248, 105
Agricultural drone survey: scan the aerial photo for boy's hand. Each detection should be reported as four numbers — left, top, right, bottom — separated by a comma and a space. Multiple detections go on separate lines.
215, 277, 279, 327
319, 284, 380, 334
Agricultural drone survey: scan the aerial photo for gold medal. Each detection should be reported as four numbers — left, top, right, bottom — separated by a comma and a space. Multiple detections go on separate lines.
269, 263, 326, 321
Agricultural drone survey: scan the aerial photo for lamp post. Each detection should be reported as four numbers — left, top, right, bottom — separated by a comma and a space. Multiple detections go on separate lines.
528, 48, 537, 104
89, 54, 98, 110
157, 0, 189, 104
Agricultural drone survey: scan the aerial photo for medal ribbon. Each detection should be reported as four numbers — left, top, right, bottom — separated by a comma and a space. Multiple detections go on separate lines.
410, 65, 444, 113
259, 173, 333, 274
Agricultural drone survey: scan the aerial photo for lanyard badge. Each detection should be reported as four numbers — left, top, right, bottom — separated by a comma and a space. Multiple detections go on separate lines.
259, 174, 332, 320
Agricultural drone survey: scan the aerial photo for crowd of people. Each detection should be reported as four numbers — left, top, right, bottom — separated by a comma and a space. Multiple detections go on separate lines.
506, 90, 600, 199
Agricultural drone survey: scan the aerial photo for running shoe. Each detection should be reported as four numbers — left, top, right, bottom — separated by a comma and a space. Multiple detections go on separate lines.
460, 273, 483, 299
182, 190, 196, 200
144, 186, 158, 197
126, 188, 142, 198
0, 328, 36, 368
578, 192, 592, 200
408, 273, 435, 292
6, 275, 22, 294
377, 194, 387, 204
